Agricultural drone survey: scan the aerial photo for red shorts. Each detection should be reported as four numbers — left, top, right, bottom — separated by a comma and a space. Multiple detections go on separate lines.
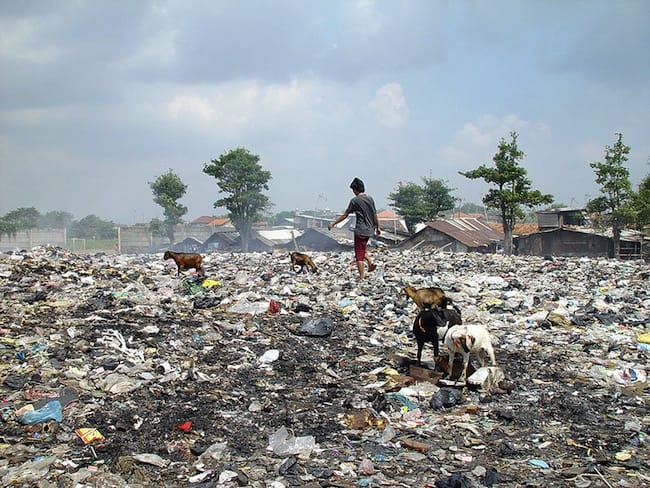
354, 234, 370, 262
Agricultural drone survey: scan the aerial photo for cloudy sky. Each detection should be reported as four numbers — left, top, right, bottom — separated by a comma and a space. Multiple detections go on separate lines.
1, 0, 648, 225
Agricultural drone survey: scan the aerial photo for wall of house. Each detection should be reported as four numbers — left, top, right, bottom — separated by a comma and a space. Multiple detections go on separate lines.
515, 231, 612, 257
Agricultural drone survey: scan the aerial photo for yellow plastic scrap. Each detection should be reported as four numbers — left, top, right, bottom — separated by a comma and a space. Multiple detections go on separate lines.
637, 333, 650, 344
483, 298, 503, 310
201, 279, 221, 288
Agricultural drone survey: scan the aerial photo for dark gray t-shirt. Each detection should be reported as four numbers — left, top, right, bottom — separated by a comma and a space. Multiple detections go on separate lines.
345, 194, 377, 237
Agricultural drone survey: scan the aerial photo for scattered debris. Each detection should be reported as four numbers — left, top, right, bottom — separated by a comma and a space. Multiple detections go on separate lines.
1, 246, 648, 487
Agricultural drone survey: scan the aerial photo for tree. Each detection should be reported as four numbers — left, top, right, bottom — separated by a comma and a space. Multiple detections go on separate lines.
388, 178, 456, 234
39, 211, 74, 229
630, 172, 650, 230
388, 181, 426, 233
3, 207, 41, 230
267, 210, 296, 227
68, 215, 116, 240
460, 132, 553, 255
149, 170, 188, 244
203, 147, 272, 252
422, 177, 457, 218
586, 133, 633, 257
0, 219, 17, 239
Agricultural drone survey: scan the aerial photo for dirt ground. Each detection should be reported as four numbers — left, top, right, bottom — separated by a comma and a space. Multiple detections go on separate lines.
1, 247, 648, 487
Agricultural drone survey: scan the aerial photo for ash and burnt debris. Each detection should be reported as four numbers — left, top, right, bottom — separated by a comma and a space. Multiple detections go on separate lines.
0, 247, 649, 487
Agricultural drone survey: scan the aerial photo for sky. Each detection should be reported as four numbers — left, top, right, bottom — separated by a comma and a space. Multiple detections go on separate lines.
1, 0, 649, 225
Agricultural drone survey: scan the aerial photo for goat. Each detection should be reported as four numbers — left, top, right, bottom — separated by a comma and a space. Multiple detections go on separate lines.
413, 305, 464, 366
163, 250, 204, 276
443, 323, 496, 382
403, 285, 455, 311
289, 251, 317, 273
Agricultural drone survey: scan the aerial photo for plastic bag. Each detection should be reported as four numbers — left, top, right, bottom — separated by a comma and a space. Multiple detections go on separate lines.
16, 400, 63, 425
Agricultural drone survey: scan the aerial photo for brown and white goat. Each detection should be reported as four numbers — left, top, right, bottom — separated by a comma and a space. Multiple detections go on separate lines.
443, 323, 496, 382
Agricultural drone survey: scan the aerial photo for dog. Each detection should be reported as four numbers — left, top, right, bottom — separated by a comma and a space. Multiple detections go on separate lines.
289, 251, 317, 273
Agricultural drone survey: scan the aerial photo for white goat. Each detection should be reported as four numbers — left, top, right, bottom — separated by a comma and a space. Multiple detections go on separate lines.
443, 323, 496, 382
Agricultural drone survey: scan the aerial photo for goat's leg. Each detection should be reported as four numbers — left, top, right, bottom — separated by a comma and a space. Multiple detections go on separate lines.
488, 346, 496, 366
448, 350, 456, 380
459, 352, 470, 382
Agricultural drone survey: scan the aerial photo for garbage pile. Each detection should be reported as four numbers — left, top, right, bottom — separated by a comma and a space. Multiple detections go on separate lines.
1, 246, 649, 487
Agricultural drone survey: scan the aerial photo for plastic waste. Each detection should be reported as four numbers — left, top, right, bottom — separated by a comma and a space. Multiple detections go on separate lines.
16, 400, 63, 425
267, 426, 317, 457
268, 299, 280, 313
528, 459, 549, 469
297, 317, 336, 337
612, 367, 647, 385
259, 349, 280, 363
228, 301, 270, 314
386, 393, 419, 411
429, 387, 463, 410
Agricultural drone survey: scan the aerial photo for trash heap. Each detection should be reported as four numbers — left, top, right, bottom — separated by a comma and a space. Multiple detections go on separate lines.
1, 246, 648, 487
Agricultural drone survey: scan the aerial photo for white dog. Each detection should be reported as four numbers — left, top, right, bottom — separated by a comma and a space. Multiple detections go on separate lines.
443, 323, 496, 382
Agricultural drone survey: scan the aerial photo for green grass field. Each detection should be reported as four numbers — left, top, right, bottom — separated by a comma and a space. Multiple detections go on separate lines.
66, 239, 116, 252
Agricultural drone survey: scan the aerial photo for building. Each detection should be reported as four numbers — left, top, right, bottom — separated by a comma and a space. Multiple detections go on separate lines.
398, 218, 503, 253
513, 208, 645, 259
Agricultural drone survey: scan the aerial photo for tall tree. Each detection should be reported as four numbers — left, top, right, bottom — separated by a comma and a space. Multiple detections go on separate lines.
460, 132, 553, 255
422, 177, 457, 219
0, 219, 17, 239
68, 215, 116, 239
39, 210, 74, 229
388, 178, 456, 234
149, 170, 188, 245
3, 207, 41, 230
631, 172, 650, 230
388, 181, 426, 233
203, 147, 272, 252
586, 133, 633, 257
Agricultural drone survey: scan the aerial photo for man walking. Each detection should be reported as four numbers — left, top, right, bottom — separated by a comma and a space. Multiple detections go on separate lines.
328, 177, 381, 280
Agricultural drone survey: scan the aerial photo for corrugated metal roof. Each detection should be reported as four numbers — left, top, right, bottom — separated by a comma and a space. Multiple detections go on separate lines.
424, 218, 503, 248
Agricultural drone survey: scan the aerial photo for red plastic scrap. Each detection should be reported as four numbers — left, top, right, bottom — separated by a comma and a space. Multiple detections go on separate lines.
268, 299, 280, 314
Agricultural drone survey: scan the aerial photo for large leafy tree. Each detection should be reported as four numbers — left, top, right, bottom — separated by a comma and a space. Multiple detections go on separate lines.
422, 177, 457, 219
203, 147, 272, 252
0, 219, 17, 238
586, 133, 633, 257
388, 181, 426, 233
631, 172, 650, 230
149, 170, 188, 244
460, 132, 553, 255
40, 211, 74, 229
3, 207, 41, 230
68, 215, 116, 239
388, 178, 456, 233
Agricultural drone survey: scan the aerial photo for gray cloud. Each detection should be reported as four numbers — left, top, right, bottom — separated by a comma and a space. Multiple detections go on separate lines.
1, 1, 648, 224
